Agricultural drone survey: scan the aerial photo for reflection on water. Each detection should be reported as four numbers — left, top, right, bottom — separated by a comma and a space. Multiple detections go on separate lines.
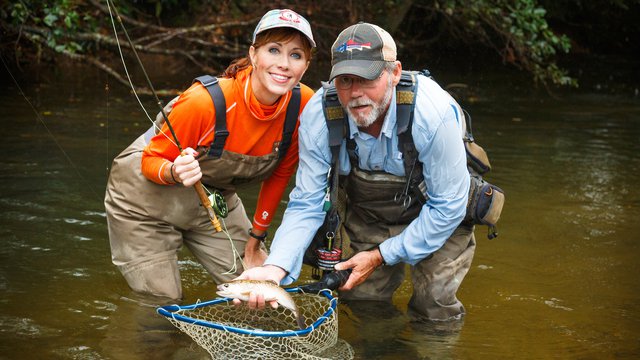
1, 65, 639, 359
339, 300, 466, 360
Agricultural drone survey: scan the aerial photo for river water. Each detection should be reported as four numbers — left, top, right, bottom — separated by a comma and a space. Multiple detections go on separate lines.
1, 62, 639, 359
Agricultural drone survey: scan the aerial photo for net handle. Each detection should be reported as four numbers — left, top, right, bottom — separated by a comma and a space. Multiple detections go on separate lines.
156, 287, 338, 338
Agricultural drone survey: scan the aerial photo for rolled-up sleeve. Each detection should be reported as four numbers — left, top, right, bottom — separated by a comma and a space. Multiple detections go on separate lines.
380, 79, 469, 265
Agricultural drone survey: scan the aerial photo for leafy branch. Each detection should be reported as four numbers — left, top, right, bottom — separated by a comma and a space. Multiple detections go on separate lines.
1, 0, 582, 90
1, 0, 260, 94
467, 0, 575, 87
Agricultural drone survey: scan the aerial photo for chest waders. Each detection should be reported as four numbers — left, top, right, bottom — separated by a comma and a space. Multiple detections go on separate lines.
305, 70, 506, 278
106, 75, 301, 299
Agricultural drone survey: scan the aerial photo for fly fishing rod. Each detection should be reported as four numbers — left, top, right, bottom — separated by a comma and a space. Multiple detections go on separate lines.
106, 0, 223, 231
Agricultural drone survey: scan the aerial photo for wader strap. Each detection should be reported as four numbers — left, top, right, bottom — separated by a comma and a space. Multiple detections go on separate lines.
279, 84, 301, 159
193, 75, 228, 158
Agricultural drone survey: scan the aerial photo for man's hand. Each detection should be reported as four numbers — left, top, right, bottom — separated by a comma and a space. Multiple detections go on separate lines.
172, 147, 202, 187
232, 265, 287, 309
333, 248, 384, 290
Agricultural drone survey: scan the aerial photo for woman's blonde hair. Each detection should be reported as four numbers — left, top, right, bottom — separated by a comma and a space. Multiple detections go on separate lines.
223, 27, 314, 78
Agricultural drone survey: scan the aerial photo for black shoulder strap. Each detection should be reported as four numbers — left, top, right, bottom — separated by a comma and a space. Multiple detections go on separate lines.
320, 84, 343, 247
322, 83, 348, 165
193, 75, 228, 158
396, 70, 418, 135
396, 71, 420, 180
321, 72, 421, 170
194, 76, 301, 159
322, 84, 347, 149
278, 84, 301, 159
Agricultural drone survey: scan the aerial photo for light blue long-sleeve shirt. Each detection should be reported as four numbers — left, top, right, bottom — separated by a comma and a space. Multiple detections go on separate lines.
266, 74, 470, 284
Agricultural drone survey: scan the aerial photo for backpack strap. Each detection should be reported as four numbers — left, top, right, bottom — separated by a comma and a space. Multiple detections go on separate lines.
278, 84, 301, 159
193, 75, 228, 158
318, 82, 346, 212
394, 71, 426, 198
322, 83, 347, 150
396, 70, 417, 135
303, 83, 344, 273
321, 72, 421, 171
194, 76, 301, 159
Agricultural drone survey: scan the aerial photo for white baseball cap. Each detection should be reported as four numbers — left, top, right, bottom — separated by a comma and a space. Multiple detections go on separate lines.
252, 9, 316, 48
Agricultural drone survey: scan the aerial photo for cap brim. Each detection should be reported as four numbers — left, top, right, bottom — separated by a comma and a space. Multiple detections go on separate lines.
255, 24, 316, 48
329, 60, 385, 81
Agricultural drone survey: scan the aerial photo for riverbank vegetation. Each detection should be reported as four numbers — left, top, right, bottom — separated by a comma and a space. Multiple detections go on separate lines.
1, 0, 638, 93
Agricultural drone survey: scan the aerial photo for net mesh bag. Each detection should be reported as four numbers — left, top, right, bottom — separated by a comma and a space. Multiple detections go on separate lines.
157, 288, 353, 360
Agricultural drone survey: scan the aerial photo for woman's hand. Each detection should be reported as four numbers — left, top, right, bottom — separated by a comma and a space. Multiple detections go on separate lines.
243, 237, 269, 269
172, 148, 202, 187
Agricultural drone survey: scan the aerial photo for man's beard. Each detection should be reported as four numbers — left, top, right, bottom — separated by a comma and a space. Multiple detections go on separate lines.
346, 75, 394, 128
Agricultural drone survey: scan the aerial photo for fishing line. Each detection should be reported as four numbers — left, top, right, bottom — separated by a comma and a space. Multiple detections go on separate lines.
105, 0, 177, 148
105, 79, 110, 175
220, 218, 246, 275
106, 0, 237, 265
0, 54, 101, 200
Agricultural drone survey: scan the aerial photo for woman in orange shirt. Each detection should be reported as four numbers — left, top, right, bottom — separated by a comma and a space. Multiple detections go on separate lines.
105, 9, 316, 300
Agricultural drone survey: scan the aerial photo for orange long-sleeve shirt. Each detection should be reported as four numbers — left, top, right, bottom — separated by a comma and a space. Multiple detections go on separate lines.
141, 67, 314, 231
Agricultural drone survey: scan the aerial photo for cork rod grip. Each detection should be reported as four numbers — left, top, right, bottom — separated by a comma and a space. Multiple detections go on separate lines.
194, 181, 222, 232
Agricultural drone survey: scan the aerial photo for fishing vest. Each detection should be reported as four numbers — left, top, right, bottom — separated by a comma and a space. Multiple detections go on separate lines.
321, 69, 505, 239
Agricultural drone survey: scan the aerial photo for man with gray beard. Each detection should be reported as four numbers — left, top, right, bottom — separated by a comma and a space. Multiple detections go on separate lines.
239, 22, 475, 323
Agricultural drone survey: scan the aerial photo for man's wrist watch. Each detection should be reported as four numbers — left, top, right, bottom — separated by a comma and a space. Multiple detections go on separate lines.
376, 244, 387, 266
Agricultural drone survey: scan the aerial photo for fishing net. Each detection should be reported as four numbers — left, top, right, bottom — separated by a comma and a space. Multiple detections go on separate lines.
157, 288, 353, 360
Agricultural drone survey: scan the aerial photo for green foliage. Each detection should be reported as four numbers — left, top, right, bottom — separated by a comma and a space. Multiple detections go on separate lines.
8, 0, 630, 89
2, 0, 97, 55
437, 0, 576, 86
538, 0, 640, 57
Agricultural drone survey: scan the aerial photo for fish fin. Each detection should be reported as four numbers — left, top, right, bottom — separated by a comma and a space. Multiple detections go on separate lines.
296, 313, 306, 330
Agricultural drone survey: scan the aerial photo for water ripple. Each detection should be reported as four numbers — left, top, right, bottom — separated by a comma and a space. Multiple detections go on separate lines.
500, 293, 574, 312
64, 218, 95, 226
52, 345, 104, 360
83, 210, 106, 217
0, 316, 62, 337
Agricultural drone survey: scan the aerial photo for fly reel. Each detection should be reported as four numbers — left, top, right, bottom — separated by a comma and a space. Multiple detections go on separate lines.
208, 190, 228, 218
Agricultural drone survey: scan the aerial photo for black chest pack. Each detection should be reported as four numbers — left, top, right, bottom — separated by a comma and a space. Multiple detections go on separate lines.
192, 75, 301, 159
305, 69, 505, 273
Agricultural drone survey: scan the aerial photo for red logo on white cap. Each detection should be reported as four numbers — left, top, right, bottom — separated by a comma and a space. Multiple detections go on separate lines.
279, 9, 301, 23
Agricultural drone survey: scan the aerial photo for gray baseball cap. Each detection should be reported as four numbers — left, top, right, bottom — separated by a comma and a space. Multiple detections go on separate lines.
252, 9, 316, 48
329, 22, 397, 81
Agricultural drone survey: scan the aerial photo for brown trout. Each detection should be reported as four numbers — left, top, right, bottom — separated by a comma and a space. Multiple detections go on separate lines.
216, 280, 306, 329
